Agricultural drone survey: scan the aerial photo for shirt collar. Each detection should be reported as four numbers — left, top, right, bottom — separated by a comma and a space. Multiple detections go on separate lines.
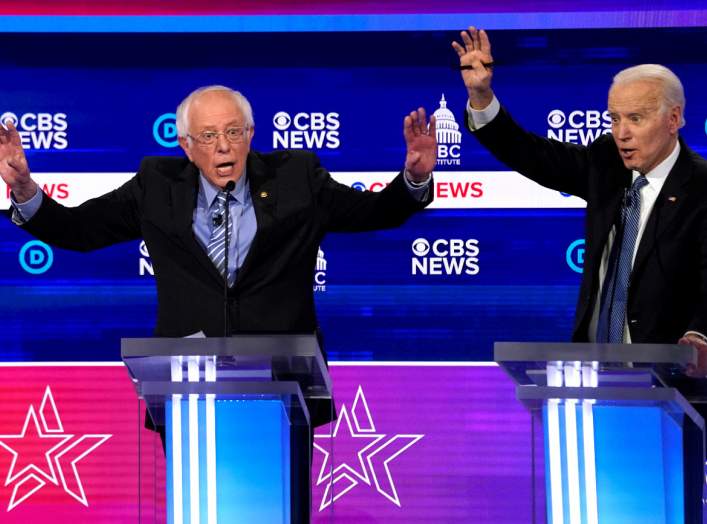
632, 140, 680, 189
199, 170, 249, 208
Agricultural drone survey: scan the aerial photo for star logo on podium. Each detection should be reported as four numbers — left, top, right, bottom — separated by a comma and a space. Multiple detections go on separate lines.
0, 386, 111, 511
313, 385, 423, 511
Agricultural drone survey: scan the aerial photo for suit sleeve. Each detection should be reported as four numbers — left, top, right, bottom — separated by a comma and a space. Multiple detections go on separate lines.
469, 106, 593, 200
20, 171, 143, 252
307, 153, 433, 232
689, 209, 707, 335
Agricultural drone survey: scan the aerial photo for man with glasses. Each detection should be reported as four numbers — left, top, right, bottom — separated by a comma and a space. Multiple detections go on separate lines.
1, 85, 436, 357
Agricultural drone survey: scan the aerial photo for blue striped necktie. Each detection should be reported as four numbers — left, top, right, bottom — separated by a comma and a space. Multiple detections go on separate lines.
206, 191, 235, 286
596, 175, 649, 343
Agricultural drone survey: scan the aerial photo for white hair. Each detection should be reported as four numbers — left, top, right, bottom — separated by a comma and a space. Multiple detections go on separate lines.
611, 64, 686, 128
176, 85, 254, 137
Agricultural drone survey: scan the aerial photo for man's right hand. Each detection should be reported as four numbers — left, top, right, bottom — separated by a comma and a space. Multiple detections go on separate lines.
451, 26, 495, 110
0, 120, 36, 203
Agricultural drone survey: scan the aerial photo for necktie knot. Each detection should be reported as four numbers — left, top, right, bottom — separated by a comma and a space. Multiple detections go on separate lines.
631, 175, 648, 192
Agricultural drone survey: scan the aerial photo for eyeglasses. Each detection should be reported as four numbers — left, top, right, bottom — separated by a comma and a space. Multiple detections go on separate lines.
188, 126, 250, 146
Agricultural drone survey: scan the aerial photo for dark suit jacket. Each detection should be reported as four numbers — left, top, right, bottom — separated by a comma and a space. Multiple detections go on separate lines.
20, 149, 432, 425
467, 107, 707, 343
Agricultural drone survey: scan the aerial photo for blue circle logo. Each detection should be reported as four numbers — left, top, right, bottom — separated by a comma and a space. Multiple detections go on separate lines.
153, 113, 178, 148
351, 181, 366, 191
565, 239, 585, 273
19, 240, 53, 275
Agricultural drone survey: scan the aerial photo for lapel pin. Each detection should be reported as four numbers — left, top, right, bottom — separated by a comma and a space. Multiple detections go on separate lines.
260, 191, 269, 199
668, 196, 677, 203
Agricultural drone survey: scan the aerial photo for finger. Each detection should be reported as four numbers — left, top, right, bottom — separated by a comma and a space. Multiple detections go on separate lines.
428, 114, 437, 137
6, 121, 22, 147
403, 114, 414, 141
479, 29, 492, 56
410, 110, 421, 135
471, 26, 481, 51
461, 30, 474, 53
451, 41, 466, 57
417, 107, 427, 130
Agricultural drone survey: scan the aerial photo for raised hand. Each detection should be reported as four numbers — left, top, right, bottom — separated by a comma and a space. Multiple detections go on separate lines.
403, 108, 437, 181
451, 26, 495, 110
0, 120, 36, 202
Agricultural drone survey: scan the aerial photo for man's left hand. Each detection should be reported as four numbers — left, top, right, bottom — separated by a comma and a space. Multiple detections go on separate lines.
678, 334, 707, 377
404, 108, 437, 182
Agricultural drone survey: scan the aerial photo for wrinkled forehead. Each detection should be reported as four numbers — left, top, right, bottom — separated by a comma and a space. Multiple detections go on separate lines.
608, 80, 663, 113
189, 91, 245, 129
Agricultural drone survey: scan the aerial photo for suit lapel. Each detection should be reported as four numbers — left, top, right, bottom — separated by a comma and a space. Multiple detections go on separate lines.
170, 162, 226, 286
234, 152, 279, 284
633, 141, 692, 273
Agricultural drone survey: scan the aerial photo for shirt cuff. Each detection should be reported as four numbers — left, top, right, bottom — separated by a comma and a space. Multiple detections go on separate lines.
403, 171, 433, 201
683, 331, 707, 343
466, 95, 501, 131
11, 186, 43, 224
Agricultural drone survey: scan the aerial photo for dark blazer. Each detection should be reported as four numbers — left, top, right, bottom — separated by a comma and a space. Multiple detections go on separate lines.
467, 107, 707, 343
20, 150, 432, 426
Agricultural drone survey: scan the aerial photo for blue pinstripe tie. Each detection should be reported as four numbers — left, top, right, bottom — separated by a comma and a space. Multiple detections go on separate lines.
596, 175, 648, 343
206, 192, 235, 286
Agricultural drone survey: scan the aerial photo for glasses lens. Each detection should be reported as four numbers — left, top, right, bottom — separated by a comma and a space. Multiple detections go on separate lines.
225, 127, 244, 143
198, 132, 217, 145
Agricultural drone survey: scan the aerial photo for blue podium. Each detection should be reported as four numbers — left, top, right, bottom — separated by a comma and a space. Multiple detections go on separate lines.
122, 335, 333, 524
496, 342, 706, 524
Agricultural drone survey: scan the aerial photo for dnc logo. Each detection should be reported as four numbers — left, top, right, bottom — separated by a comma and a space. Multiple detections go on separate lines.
153, 113, 178, 148
19, 240, 53, 275
566, 239, 585, 273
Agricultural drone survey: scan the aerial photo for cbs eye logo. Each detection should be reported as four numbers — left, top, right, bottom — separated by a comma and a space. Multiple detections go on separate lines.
411, 238, 431, 257
547, 110, 566, 129
272, 111, 292, 130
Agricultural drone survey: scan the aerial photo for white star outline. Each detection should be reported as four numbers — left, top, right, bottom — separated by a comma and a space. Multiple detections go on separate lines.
0, 385, 112, 511
313, 385, 424, 511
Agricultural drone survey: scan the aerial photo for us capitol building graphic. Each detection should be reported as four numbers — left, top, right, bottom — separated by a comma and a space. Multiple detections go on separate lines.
434, 94, 462, 166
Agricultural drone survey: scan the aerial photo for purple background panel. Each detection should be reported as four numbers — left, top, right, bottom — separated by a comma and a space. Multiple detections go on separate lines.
312, 364, 536, 523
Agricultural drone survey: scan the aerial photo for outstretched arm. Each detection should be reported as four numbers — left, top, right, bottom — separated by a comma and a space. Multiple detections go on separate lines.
0, 120, 37, 203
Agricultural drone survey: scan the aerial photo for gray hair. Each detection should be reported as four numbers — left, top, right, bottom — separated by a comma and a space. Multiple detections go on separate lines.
176, 85, 254, 137
611, 64, 685, 128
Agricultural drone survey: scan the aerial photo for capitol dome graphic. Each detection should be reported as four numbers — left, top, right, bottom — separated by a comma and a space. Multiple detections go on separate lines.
433, 94, 461, 145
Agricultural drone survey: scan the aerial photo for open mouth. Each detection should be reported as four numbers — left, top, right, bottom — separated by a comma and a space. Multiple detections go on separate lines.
620, 148, 636, 159
215, 162, 235, 175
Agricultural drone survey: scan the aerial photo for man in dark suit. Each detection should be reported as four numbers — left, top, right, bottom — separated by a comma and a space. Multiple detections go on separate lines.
452, 27, 707, 372
0, 86, 436, 414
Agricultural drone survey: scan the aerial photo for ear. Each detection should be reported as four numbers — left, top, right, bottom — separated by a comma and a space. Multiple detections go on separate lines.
667, 105, 681, 135
178, 135, 193, 162
246, 126, 255, 146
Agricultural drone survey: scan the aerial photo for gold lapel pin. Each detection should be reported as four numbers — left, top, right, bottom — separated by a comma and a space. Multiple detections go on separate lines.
260, 191, 269, 199
668, 196, 677, 202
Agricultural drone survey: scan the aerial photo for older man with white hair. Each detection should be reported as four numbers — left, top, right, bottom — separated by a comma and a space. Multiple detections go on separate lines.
452, 27, 707, 370
0, 86, 436, 425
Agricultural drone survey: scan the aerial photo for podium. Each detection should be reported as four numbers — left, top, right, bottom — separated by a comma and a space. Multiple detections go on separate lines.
496, 342, 707, 524
122, 335, 333, 524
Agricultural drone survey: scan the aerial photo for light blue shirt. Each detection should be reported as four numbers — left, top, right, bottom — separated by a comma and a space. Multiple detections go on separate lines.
193, 172, 256, 283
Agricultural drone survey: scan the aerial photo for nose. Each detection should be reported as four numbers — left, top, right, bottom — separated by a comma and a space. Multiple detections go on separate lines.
614, 121, 631, 141
215, 133, 231, 152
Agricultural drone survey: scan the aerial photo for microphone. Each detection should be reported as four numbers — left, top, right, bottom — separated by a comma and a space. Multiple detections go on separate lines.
222, 180, 236, 336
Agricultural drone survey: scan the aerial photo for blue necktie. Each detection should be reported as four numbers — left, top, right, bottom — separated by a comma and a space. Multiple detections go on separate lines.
596, 175, 648, 343
206, 192, 235, 287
